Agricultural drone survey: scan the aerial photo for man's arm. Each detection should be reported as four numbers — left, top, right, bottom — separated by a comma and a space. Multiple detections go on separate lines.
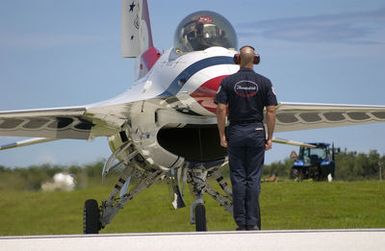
265, 105, 276, 150
216, 103, 228, 148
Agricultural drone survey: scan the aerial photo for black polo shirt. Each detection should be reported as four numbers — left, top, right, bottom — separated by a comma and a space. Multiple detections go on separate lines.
215, 67, 277, 123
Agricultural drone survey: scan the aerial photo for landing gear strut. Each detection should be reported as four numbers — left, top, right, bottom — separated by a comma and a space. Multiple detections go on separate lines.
82, 158, 233, 233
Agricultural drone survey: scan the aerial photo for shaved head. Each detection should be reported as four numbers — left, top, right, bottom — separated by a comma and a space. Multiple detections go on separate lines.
239, 46, 256, 68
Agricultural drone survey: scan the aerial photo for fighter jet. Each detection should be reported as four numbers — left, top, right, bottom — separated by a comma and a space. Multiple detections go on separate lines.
1, 0, 385, 233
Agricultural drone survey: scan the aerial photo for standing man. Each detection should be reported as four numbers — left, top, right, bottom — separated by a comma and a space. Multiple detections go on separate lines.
215, 45, 277, 230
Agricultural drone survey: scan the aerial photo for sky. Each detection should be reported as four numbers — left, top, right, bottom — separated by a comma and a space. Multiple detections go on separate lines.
1, 0, 385, 167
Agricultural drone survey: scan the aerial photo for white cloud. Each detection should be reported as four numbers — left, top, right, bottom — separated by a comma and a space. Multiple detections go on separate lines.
237, 8, 385, 44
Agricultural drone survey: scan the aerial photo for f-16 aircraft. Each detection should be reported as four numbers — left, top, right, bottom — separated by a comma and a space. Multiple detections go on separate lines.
1, 0, 385, 233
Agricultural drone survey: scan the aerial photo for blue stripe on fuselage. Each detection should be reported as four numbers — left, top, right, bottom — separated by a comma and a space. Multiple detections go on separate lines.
158, 56, 234, 98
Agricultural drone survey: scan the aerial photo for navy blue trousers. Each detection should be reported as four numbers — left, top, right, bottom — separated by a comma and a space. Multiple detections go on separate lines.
227, 122, 265, 229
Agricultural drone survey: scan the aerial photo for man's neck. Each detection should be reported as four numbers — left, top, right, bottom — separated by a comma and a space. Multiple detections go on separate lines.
240, 63, 254, 69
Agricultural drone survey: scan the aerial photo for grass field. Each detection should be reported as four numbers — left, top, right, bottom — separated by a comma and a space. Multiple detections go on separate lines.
0, 180, 384, 235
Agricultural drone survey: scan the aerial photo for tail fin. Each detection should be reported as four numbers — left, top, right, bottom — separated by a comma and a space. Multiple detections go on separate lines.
121, 0, 154, 58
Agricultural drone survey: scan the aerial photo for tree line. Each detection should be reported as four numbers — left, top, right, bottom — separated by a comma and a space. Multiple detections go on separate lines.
0, 162, 105, 191
1, 149, 384, 191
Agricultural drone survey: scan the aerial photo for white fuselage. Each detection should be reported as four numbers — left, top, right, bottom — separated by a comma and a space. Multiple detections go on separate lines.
88, 47, 239, 170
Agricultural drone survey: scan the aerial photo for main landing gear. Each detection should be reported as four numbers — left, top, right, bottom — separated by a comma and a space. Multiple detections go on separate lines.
83, 199, 101, 234
83, 159, 232, 234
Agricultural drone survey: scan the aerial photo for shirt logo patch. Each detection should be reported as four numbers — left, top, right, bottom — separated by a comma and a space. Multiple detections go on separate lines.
234, 81, 258, 97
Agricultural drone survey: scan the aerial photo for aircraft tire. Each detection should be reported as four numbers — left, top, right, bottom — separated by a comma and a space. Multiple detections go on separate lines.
83, 199, 101, 234
195, 203, 207, 232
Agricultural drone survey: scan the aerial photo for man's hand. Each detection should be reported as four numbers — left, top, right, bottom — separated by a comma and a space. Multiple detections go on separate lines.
265, 139, 273, 151
265, 105, 276, 151
216, 103, 228, 148
220, 135, 228, 148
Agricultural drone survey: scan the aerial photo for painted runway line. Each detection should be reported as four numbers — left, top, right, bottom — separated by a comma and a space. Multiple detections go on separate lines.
1, 229, 385, 251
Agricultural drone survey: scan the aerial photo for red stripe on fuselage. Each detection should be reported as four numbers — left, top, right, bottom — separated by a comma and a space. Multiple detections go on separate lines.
141, 47, 160, 70
190, 75, 228, 113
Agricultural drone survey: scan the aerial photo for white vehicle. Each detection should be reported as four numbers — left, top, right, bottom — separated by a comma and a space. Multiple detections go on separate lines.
1, 0, 385, 233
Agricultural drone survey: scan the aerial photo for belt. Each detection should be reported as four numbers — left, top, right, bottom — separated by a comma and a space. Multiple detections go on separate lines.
230, 119, 261, 125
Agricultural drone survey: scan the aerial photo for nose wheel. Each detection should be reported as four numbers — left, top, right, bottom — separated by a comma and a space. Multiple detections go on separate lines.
83, 199, 101, 234
195, 203, 207, 231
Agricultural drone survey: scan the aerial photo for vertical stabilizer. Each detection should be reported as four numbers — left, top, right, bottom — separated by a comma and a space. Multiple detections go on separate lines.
121, 0, 154, 58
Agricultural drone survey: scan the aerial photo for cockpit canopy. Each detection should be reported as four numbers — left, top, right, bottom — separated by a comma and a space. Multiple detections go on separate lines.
174, 11, 238, 52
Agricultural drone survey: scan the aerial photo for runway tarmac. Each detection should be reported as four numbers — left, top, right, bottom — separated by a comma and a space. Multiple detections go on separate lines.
1, 229, 385, 251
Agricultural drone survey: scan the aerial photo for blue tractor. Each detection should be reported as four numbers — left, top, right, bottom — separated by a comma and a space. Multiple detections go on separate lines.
291, 143, 339, 181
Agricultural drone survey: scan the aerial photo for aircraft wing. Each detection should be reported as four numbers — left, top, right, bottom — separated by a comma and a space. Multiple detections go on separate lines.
275, 102, 385, 132
0, 105, 120, 140
2, 101, 385, 142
